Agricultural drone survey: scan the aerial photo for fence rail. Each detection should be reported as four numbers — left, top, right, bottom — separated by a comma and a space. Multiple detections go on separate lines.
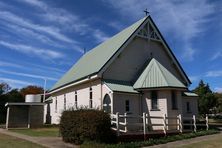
111, 112, 208, 136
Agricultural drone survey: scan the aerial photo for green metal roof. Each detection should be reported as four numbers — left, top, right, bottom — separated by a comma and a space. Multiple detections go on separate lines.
104, 80, 139, 94
183, 92, 198, 97
133, 58, 186, 89
50, 17, 147, 91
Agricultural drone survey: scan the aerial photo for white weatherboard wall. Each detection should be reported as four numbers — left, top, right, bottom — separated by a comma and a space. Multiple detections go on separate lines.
166, 90, 183, 129
182, 97, 198, 117
112, 93, 140, 115
113, 92, 140, 131
49, 79, 102, 124
142, 90, 168, 130
103, 38, 185, 84
167, 91, 182, 117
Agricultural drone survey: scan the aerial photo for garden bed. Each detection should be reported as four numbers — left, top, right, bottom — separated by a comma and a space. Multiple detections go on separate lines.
81, 130, 219, 148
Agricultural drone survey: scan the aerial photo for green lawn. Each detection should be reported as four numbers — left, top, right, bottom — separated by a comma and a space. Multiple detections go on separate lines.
179, 134, 222, 148
0, 133, 44, 148
10, 127, 60, 137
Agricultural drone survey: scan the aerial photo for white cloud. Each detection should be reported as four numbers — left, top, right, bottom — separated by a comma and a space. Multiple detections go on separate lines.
0, 77, 32, 88
0, 69, 58, 81
108, 21, 125, 31
205, 70, 222, 77
19, 0, 109, 43
189, 75, 200, 82
93, 29, 110, 43
0, 40, 64, 60
0, 11, 75, 44
182, 45, 196, 61
210, 51, 222, 61
3, 23, 66, 48
0, 61, 23, 68
214, 87, 222, 93
0, 60, 65, 74
106, 0, 215, 61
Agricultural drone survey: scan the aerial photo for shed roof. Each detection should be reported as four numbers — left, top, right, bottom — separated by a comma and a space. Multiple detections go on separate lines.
50, 17, 147, 91
5, 102, 45, 107
133, 58, 186, 89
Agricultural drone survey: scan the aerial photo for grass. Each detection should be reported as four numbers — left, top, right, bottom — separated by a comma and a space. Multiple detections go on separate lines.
80, 130, 219, 148
10, 127, 60, 137
179, 133, 222, 148
0, 133, 44, 148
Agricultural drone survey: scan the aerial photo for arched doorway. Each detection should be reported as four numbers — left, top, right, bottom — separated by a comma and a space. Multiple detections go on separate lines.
103, 94, 111, 113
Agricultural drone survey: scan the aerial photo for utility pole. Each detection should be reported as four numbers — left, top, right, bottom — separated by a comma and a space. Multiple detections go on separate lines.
43, 78, 47, 102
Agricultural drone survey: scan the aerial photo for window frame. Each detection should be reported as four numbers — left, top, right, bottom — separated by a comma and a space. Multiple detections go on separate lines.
151, 91, 159, 110
186, 102, 191, 113
171, 91, 178, 110
125, 100, 130, 112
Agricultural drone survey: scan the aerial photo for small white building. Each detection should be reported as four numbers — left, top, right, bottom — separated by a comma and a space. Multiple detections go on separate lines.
46, 15, 198, 128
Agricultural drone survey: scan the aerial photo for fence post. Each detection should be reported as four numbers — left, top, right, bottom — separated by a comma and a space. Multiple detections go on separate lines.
178, 114, 183, 133
116, 112, 120, 136
163, 114, 167, 136
193, 115, 196, 132
143, 112, 147, 140
206, 114, 209, 130
124, 113, 127, 133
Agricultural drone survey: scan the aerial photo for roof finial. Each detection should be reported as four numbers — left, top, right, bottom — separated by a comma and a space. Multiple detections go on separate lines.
144, 8, 149, 16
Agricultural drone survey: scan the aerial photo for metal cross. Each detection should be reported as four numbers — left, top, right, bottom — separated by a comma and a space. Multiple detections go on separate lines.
144, 9, 149, 16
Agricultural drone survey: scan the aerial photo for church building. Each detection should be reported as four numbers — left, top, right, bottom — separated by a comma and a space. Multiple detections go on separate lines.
46, 15, 198, 125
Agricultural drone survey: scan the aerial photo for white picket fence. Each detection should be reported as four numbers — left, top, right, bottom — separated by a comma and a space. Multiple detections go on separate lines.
110, 113, 208, 136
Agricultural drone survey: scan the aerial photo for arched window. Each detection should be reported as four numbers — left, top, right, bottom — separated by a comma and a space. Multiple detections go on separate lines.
89, 87, 93, 108
64, 94, 66, 110
75, 91, 77, 109
103, 94, 111, 113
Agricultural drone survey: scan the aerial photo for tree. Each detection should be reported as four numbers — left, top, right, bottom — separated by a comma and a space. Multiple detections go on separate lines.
20, 85, 44, 98
6, 89, 24, 102
193, 80, 218, 115
214, 92, 222, 113
0, 83, 11, 95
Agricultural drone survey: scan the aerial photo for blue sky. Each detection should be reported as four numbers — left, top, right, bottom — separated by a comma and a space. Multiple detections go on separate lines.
0, 0, 222, 92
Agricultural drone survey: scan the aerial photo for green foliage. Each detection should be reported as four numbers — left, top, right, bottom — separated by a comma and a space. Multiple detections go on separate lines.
81, 130, 219, 148
214, 93, 222, 113
20, 85, 44, 98
0, 83, 10, 95
60, 109, 117, 144
193, 80, 218, 115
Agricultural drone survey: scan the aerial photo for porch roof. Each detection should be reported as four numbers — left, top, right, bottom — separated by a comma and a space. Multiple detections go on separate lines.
183, 92, 198, 97
133, 58, 186, 89
104, 80, 139, 94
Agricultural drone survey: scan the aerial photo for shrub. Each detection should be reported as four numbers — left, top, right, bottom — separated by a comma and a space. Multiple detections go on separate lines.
60, 109, 116, 144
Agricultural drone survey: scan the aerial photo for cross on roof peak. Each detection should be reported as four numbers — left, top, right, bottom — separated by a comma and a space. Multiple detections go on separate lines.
144, 9, 149, 16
